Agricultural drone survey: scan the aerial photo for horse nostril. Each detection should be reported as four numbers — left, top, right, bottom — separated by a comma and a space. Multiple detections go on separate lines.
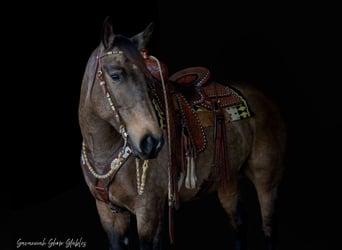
140, 134, 162, 158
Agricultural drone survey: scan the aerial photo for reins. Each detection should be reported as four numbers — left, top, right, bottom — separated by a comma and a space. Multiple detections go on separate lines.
148, 55, 174, 206
146, 54, 177, 244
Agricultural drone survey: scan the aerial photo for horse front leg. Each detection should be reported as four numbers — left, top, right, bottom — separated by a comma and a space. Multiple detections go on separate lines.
135, 199, 165, 250
96, 200, 131, 250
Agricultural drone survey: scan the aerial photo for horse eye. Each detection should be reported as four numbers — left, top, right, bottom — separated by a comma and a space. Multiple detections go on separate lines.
110, 73, 121, 82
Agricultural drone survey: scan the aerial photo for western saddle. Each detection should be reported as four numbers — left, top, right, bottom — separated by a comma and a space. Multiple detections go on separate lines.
142, 49, 252, 205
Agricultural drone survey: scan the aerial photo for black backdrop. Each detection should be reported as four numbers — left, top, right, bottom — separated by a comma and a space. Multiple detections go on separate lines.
10, 1, 341, 250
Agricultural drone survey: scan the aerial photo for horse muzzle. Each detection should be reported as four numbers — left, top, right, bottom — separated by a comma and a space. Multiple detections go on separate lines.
132, 133, 164, 160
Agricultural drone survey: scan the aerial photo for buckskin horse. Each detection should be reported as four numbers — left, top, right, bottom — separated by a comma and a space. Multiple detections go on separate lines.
78, 16, 286, 250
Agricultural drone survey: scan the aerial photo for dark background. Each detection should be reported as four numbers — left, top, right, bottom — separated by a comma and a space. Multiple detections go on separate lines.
10, 1, 341, 250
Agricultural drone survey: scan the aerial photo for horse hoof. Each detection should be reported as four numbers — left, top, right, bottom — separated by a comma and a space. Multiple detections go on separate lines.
265, 236, 273, 250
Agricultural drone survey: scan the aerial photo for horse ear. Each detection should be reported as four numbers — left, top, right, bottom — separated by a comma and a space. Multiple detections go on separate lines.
101, 16, 115, 49
131, 22, 154, 50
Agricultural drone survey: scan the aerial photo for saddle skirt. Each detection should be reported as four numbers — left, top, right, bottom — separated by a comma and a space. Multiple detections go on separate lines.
168, 67, 252, 154
148, 65, 252, 154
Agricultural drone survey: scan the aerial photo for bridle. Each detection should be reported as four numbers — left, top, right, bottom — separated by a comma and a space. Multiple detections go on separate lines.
96, 49, 127, 130
81, 47, 152, 196
81, 49, 131, 178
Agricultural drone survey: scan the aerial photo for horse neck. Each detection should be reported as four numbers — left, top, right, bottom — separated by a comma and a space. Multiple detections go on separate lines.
80, 112, 123, 169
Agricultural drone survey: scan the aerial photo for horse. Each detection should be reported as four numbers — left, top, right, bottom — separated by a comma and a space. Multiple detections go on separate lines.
78, 16, 286, 250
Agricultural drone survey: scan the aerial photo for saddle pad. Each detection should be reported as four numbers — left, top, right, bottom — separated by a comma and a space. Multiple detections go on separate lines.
194, 83, 252, 126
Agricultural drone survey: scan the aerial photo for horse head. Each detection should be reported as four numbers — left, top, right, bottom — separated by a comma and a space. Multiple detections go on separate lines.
79, 17, 163, 160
